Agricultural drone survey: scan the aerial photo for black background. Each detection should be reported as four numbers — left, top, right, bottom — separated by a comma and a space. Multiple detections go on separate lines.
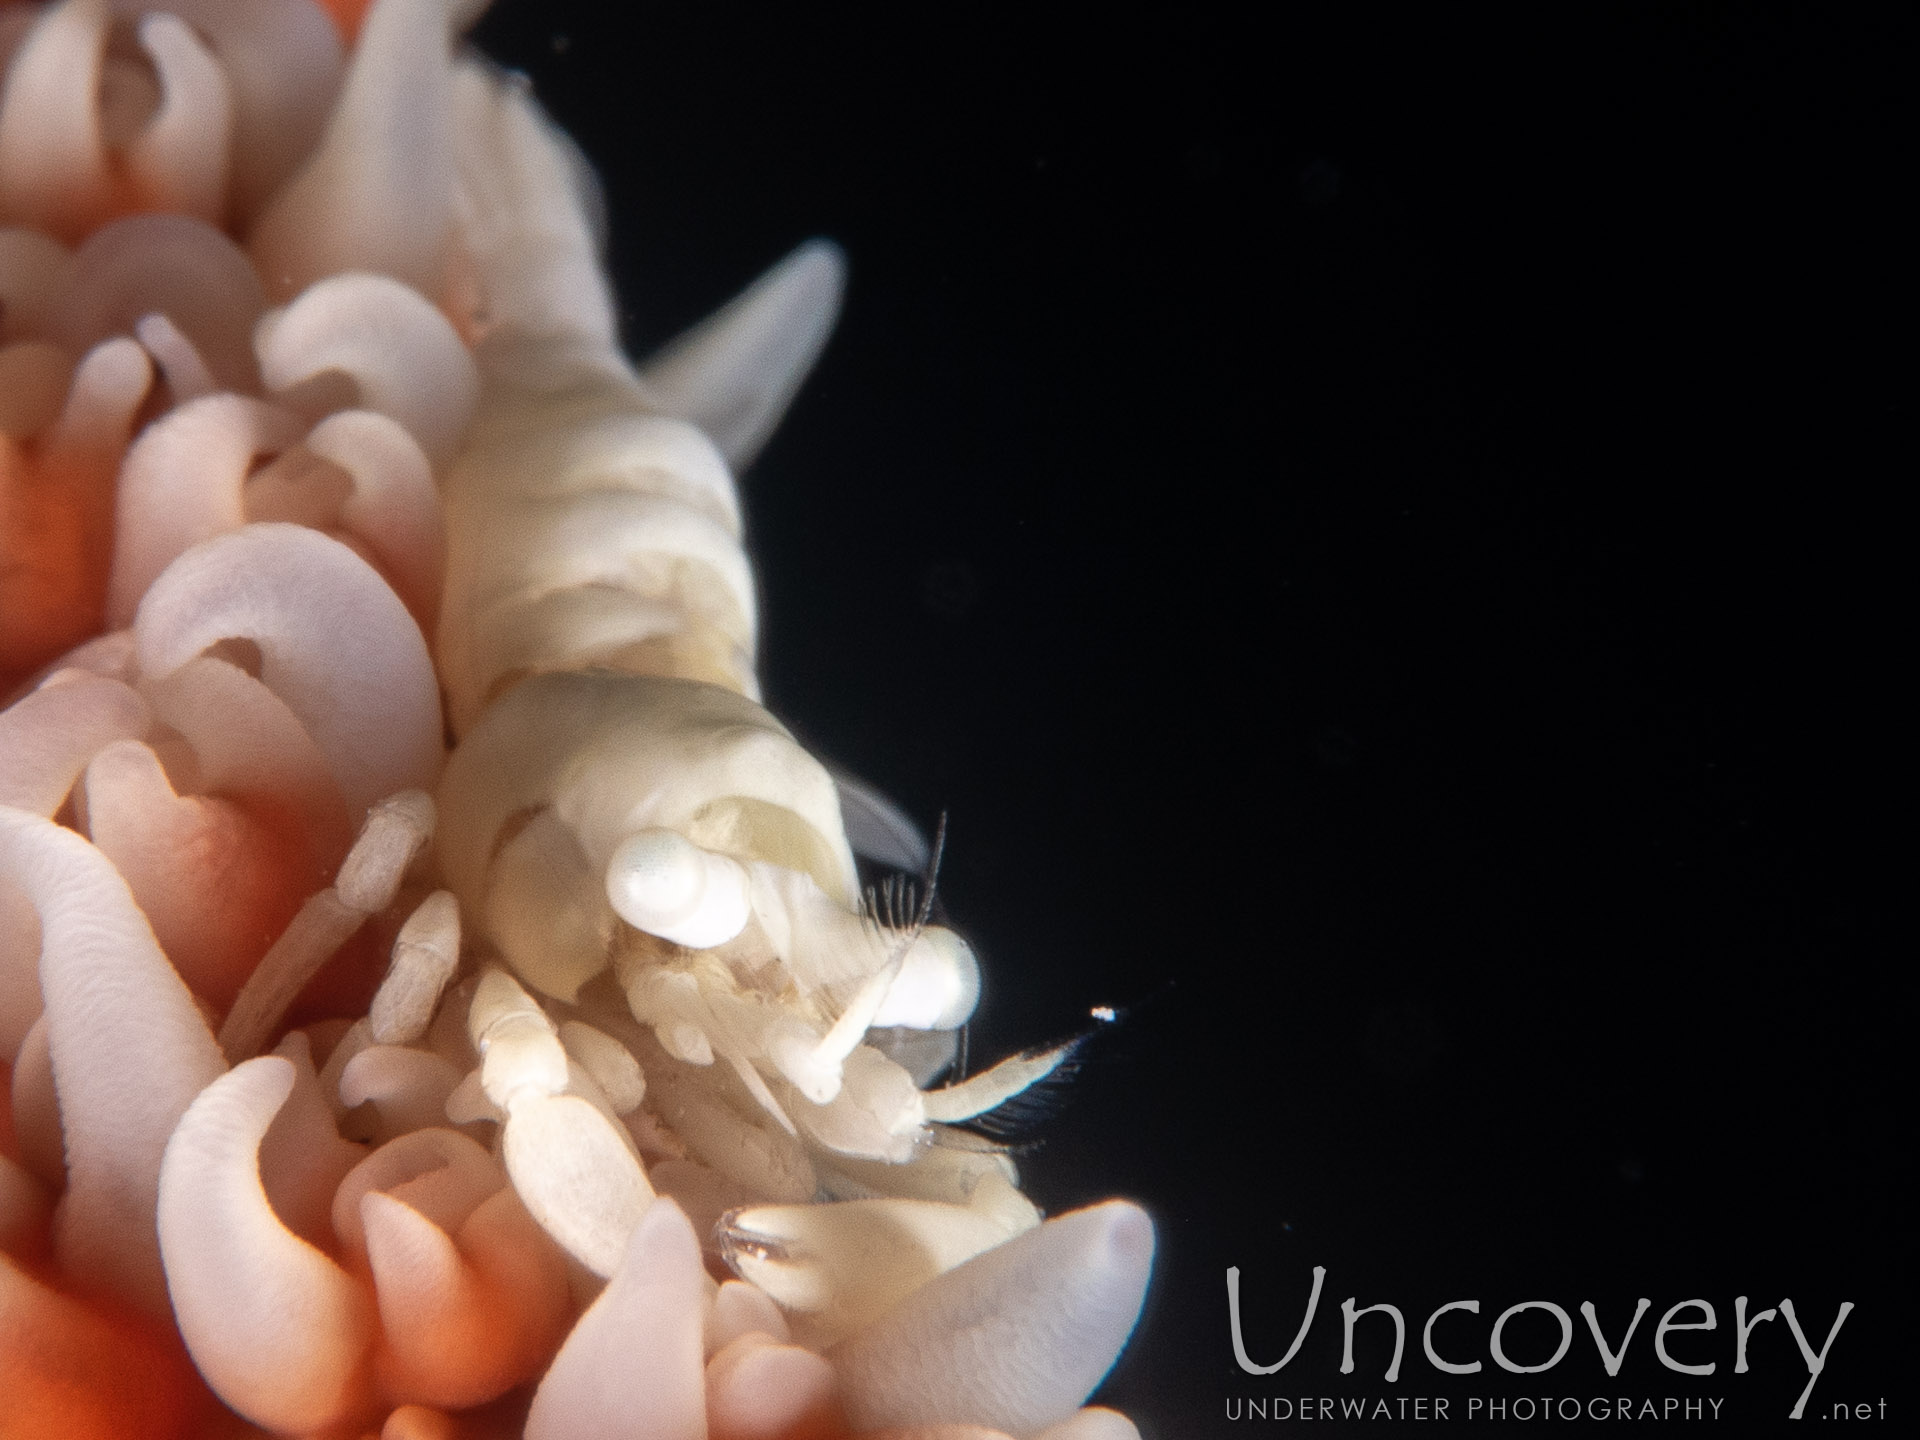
472, 5, 1908, 1435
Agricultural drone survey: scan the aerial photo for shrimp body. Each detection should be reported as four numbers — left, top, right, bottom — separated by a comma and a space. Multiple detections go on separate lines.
431, 68, 1002, 1199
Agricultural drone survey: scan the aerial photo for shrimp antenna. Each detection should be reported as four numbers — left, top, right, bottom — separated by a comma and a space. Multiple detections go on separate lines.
863, 809, 949, 953
910, 810, 949, 939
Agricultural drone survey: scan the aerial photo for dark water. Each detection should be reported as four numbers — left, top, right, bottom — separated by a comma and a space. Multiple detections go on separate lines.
474, 7, 1909, 1435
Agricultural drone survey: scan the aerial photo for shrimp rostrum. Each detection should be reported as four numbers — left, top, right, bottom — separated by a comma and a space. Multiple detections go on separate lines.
429, 62, 1094, 1326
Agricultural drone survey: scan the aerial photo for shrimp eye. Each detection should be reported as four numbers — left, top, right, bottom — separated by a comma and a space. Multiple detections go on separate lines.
605, 826, 751, 948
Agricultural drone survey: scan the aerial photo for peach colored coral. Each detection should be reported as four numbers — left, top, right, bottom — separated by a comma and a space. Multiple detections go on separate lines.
0, 3, 1152, 1436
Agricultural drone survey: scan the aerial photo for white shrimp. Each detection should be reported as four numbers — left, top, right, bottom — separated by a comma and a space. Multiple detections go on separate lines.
422, 57, 1076, 1278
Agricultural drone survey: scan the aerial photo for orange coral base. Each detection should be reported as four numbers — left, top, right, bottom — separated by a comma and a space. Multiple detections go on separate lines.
0, 1252, 221, 1440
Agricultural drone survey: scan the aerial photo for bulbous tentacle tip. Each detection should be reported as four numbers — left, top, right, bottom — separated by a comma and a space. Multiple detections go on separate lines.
830, 1199, 1155, 1437
705, 1332, 844, 1440
1088, 1198, 1156, 1271
245, 0, 466, 301
526, 1197, 707, 1440
0, 803, 226, 1315
157, 1056, 377, 1433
